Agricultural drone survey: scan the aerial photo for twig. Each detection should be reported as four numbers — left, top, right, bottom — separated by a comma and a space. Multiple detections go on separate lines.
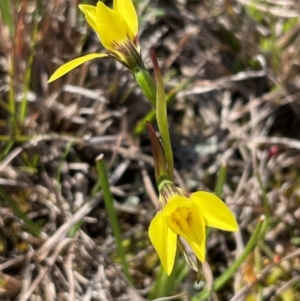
17, 238, 74, 301
64, 238, 76, 301
139, 160, 159, 209
34, 194, 101, 261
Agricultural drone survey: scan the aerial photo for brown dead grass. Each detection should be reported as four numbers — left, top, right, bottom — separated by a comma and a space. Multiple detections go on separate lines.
0, 0, 300, 300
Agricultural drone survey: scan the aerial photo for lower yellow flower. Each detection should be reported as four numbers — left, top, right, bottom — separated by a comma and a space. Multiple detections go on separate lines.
149, 189, 238, 275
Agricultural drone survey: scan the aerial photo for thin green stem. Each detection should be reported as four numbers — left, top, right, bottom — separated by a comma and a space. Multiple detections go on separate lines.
0, 135, 31, 142
8, 55, 17, 137
206, 165, 228, 238
0, 140, 13, 160
146, 122, 170, 182
156, 77, 173, 180
254, 247, 263, 301
192, 216, 266, 300
0, 0, 14, 36
0, 188, 41, 237
214, 164, 227, 197
56, 141, 74, 184
151, 49, 174, 180
95, 154, 133, 284
133, 78, 190, 135
255, 171, 271, 222
19, 7, 39, 121
149, 255, 188, 299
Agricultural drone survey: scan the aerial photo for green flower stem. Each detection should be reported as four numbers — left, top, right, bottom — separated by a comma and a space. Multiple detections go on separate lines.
151, 49, 174, 180
192, 216, 266, 301
146, 122, 169, 181
214, 164, 227, 198
156, 78, 174, 180
133, 78, 190, 136
149, 256, 188, 299
134, 66, 156, 108
95, 154, 132, 284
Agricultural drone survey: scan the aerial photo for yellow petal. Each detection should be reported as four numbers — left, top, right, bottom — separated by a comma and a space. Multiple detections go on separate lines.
164, 196, 206, 262
113, 0, 138, 36
79, 5, 98, 33
48, 53, 107, 83
97, 1, 134, 51
149, 211, 177, 275
192, 192, 239, 231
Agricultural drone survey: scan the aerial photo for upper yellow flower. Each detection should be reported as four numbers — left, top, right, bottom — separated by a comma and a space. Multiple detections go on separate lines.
149, 187, 239, 275
48, 0, 141, 83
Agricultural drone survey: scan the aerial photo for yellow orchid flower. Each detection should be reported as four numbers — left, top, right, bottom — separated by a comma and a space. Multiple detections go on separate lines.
146, 114, 239, 276
48, 0, 141, 83
149, 186, 239, 275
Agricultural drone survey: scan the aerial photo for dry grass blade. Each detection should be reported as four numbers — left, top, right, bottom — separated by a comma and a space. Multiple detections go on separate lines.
1, 0, 300, 300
